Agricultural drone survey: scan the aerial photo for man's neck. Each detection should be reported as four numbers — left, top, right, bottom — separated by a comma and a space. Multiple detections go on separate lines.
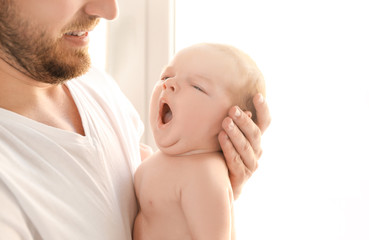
0, 59, 85, 135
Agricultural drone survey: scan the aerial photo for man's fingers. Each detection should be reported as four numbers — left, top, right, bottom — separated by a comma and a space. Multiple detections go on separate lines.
218, 94, 269, 199
228, 107, 262, 160
219, 131, 244, 174
221, 116, 258, 173
253, 93, 271, 134
218, 131, 251, 199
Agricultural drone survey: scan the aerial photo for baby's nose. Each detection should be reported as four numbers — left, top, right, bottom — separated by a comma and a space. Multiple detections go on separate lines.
162, 79, 177, 92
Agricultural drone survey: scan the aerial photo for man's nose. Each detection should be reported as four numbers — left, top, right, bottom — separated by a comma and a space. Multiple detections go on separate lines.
84, 0, 119, 20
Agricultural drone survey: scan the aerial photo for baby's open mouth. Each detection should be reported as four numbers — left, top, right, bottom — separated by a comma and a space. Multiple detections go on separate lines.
160, 103, 173, 124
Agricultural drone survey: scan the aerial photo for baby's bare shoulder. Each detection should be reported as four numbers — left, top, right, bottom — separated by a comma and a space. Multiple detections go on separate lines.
180, 152, 230, 184
188, 152, 227, 170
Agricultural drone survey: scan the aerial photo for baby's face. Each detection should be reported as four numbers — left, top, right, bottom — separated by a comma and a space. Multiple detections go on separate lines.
149, 44, 240, 155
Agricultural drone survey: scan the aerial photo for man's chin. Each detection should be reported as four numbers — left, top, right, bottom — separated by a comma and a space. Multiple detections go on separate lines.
40, 52, 91, 84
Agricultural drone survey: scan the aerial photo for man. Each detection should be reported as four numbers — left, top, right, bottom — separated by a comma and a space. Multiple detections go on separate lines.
0, 0, 271, 239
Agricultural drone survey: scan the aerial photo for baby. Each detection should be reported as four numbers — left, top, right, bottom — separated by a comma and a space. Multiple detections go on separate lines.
133, 43, 266, 240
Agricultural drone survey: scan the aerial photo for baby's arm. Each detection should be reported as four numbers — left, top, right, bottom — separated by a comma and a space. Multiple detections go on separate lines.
180, 158, 235, 240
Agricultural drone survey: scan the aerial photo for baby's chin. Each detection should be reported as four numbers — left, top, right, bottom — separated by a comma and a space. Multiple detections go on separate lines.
157, 140, 221, 157
156, 144, 189, 156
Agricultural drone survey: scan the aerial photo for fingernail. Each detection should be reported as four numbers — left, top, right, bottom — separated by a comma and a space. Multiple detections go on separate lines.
234, 108, 241, 118
228, 120, 234, 130
221, 132, 229, 140
258, 94, 264, 103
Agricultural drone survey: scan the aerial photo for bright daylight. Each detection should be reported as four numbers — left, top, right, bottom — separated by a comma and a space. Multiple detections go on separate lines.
89, 0, 369, 239
1, 0, 368, 239
174, 1, 369, 239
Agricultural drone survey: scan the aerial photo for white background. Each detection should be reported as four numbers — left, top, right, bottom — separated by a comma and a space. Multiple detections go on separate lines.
175, 0, 369, 239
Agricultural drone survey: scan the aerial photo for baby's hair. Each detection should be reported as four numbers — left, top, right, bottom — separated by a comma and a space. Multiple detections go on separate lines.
199, 43, 266, 122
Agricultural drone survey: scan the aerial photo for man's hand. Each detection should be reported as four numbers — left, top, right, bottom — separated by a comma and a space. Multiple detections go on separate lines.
218, 94, 271, 200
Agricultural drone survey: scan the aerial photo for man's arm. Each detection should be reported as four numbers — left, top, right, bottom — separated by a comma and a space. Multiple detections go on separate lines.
219, 94, 271, 199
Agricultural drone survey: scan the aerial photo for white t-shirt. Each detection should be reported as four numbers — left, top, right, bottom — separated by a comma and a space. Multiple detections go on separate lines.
0, 67, 143, 240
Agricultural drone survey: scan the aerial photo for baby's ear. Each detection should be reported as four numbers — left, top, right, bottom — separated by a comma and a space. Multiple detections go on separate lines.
244, 97, 257, 122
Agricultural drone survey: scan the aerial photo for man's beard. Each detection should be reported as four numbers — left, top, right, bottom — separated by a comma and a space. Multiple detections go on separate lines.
0, 1, 99, 84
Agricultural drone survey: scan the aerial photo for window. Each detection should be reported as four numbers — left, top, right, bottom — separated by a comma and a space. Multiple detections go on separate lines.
89, 19, 107, 72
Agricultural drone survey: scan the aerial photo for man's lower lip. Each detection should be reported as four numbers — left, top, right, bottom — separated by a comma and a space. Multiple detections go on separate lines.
63, 34, 89, 46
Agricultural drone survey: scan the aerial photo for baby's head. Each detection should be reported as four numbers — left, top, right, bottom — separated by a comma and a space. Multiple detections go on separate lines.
150, 43, 265, 155
201, 43, 266, 122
